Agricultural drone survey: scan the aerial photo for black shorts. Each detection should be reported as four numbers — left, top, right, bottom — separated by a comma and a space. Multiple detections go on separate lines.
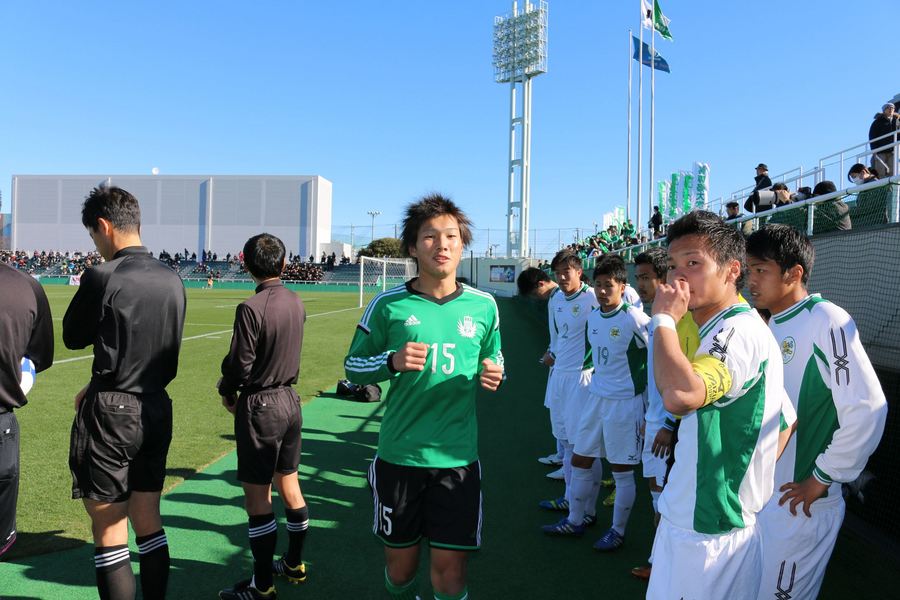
235, 387, 302, 485
69, 389, 172, 503
367, 457, 483, 551
0, 412, 20, 556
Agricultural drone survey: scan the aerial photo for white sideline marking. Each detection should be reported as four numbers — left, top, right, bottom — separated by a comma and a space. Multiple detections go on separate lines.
51, 306, 362, 366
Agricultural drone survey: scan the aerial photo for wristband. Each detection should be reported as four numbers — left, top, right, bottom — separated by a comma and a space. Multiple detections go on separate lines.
650, 313, 677, 332
386, 352, 398, 374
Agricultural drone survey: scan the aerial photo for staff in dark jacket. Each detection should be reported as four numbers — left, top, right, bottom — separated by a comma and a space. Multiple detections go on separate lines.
868, 103, 899, 177
744, 163, 774, 213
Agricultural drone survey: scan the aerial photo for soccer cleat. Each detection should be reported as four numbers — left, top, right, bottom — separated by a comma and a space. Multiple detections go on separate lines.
538, 453, 563, 466
593, 528, 625, 552
630, 564, 652, 580
541, 517, 586, 537
538, 496, 569, 511
582, 514, 597, 527
603, 489, 617, 507
602, 477, 615, 488
546, 467, 565, 480
218, 579, 277, 599
273, 557, 307, 584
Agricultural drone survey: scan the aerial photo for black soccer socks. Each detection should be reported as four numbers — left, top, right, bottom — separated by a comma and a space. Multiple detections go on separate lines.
94, 544, 135, 600
284, 505, 309, 567
248, 513, 278, 591
136, 529, 169, 600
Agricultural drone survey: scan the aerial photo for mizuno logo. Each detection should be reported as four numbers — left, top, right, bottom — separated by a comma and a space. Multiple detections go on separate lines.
404, 315, 421, 327
830, 328, 850, 385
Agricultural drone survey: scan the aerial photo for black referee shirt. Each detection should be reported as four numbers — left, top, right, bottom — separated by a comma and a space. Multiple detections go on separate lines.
218, 279, 306, 396
63, 246, 186, 394
0, 263, 54, 411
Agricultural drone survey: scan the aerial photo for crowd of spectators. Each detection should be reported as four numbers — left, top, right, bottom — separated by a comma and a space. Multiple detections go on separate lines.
0, 249, 102, 275
563, 221, 644, 261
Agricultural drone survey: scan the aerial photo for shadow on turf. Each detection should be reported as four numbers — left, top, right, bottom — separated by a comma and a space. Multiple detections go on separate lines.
1, 530, 88, 561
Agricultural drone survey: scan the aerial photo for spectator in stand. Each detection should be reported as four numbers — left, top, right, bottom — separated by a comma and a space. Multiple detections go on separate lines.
772, 183, 792, 207
744, 163, 773, 213
868, 102, 899, 178
811, 180, 851, 231
847, 163, 879, 186
650, 206, 663, 238
725, 201, 753, 236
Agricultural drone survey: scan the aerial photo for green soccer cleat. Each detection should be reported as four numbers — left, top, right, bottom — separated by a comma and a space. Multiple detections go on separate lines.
273, 557, 307, 584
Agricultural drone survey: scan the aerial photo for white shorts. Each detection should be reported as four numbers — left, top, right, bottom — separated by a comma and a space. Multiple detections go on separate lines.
641, 420, 670, 483
648, 517, 762, 600
573, 392, 643, 464
544, 369, 592, 442
757, 496, 845, 600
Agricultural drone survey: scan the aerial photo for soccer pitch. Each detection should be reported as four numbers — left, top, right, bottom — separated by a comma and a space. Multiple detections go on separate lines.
11, 285, 365, 559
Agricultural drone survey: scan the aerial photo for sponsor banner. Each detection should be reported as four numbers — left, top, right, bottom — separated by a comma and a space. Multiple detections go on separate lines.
694, 162, 711, 210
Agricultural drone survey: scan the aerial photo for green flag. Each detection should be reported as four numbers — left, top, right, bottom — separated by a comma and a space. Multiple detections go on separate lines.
653, 0, 673, 41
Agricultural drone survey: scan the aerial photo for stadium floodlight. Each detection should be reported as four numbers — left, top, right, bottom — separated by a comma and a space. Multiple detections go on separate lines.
493, 0, 548, 259
367, 210, 381, 243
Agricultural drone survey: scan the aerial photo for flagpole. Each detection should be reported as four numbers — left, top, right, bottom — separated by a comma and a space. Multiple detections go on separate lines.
627, 29, 633, 221
650, 9, 656, 232
637, 4, 644, 233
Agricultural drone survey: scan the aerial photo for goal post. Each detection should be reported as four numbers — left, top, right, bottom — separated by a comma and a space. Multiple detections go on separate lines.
358, 256, 418, 308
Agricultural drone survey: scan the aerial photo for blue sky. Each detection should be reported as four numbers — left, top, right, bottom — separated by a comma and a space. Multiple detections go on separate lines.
2, 1, 896, 254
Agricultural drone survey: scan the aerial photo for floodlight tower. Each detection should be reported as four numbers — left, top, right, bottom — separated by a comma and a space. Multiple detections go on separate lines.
493, 0, 548, 258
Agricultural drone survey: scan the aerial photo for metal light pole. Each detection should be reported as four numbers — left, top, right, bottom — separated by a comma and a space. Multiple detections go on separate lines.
493, 1, 548, 258
367, 210, 381, 244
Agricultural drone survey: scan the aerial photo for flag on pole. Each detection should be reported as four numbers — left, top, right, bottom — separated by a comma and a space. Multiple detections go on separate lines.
640, 0, 653, 29
653, 0, 673, 40
632, 36, 670, 73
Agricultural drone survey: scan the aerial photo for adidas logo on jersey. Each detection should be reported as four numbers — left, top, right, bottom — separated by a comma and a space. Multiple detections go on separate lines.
404, 315, 421, 327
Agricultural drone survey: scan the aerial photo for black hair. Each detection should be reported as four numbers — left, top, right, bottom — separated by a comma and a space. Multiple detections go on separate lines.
812, 180, 837, 196
847, 163, 867, 182
550, 248, 583, 271
592, 254, 627, 284
401, 193, 473, 257
666, 210, 746, 290
726, 201, 740, 209
745, 224, 815, 285
243, 233, 286, 279
634, 246, 667, 280
81, 186, 141, 232
516, 267, 551, 296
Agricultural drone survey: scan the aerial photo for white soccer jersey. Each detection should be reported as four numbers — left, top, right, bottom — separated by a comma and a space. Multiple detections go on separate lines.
659, 303, 786, 534
587, 302, 649, 400
623, 285, 643, 311
768, 295, 887, 505
548, 284, 599, 372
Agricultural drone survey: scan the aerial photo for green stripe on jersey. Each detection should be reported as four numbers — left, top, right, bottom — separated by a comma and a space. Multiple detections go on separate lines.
694, 360, 768, 534
626, 334, 647, 395
698, 304, 752, 340
792, 347, 839, 495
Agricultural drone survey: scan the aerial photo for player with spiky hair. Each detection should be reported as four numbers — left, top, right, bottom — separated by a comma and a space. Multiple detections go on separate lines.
543, 254, 649, 551
647, 211, 786, 600
747, 224, 887, 600
344, 193, 504, 600
532, 250, 599, 519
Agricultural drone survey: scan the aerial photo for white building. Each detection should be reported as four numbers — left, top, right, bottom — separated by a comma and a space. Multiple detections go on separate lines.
10, 174, 332, 258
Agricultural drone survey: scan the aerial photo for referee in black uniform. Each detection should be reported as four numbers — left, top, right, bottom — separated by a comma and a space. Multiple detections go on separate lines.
216, 233, 309, 600
63, 186, 186, 600
0, 261, 54, 557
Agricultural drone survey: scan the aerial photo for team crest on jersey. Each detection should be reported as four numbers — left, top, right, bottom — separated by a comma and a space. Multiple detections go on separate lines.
781, 337, 796, 364
457, 316, 477, 338
571, 304, 581, 316
609, 326, 621, 340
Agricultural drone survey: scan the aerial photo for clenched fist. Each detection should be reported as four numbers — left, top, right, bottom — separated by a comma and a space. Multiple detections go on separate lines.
391, 342, 429, 372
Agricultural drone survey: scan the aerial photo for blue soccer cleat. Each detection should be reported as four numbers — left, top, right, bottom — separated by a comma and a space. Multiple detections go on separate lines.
592, 528, 625, 552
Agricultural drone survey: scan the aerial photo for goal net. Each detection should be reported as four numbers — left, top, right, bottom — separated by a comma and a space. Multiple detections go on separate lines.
358, 256, 418, 308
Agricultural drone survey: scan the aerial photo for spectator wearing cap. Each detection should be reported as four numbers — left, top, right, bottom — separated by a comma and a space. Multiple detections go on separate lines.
744, 163, 773, 213
848, 163, 879, 186
868, 103, 899, 178
725, 201, 753, 236
811, 180, 851, 231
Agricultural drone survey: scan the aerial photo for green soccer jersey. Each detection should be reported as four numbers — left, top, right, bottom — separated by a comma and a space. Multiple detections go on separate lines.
344, 280, 504, 468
